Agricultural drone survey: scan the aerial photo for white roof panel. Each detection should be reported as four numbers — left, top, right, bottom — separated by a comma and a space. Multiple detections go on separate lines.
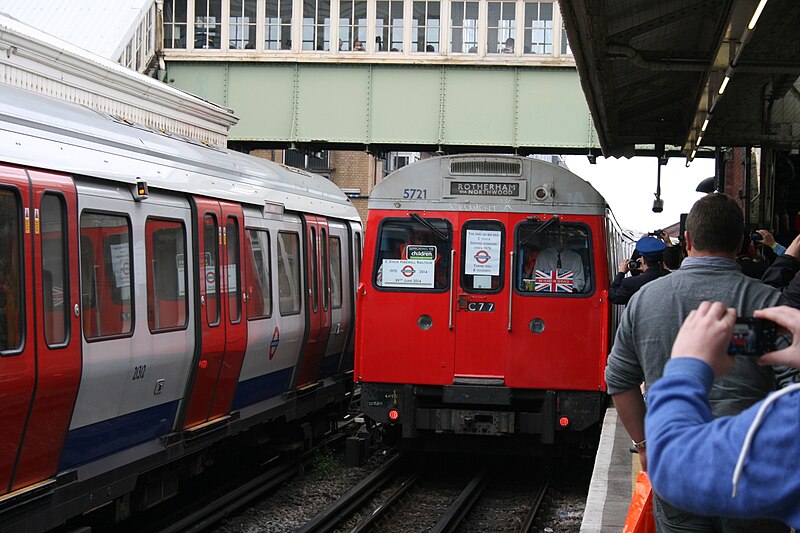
0, 0, 151, 58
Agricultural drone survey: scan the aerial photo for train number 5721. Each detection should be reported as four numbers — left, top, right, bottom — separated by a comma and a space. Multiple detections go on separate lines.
402, 188, 427, 199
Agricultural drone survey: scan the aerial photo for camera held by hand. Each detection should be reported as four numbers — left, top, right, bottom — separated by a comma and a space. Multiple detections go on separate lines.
627, 259, 641, 271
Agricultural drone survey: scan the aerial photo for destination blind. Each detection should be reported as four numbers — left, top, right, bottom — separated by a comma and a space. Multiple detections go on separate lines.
449, 181, 521, 197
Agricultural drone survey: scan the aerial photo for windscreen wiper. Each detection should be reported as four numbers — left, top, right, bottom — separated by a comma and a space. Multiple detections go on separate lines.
410, 212, 448, 241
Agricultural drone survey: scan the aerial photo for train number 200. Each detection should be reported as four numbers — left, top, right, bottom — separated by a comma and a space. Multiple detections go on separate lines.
402, 188, 427, 199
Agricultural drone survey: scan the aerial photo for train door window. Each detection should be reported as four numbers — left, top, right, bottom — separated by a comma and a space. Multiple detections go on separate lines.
374, 217, 451, 291
277, 231, 301, 315
41, 194, 69, 346
460, 220, 504, 293
321, 228, 329, 311
80, 212, 133, 340
515, 220, 592, 295
329, 235, 342, 308
0, 189, 22, 352
226, 217, 242, 323
247, 229, 272, 319
354, 232, 362, 282
203, 214, 220, 326
146, 219, 188, 332
309, 226, 318, 311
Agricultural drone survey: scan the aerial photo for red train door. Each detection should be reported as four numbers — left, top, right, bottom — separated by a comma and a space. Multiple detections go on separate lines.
452, 216, 509, 379
295, 215, 331, 387
183, 199, 247, 428
0, 167, 81, 495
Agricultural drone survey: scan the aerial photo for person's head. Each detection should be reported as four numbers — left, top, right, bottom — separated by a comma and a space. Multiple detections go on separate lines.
636, 236, 666, 269
685, 193, 744, 257
505, 37, 514, 50
663, 246, 684, 270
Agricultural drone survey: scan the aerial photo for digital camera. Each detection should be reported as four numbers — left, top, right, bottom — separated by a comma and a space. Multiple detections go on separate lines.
727, 317, 778, 356
627, 259, 641, 271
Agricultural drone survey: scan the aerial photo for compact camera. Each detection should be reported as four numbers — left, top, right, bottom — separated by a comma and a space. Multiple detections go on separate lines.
751, 232, 763, 242
627, 259, 641, 271
727, 317, 778, 356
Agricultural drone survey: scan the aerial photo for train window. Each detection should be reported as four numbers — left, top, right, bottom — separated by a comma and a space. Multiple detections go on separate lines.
321, 228, 329, 311
374, 217, 451, 291
203, 214, 220, 326
146, 219, 188, 332
278, 232, 302, 315
354, 232, 362, 282
227, 217, 242, 323
309, 227, 318, 311
460, 220, 504, 293
80, 212, 134, 340
330, 236, 342, 309
0, 189, 22, 353
41, 194, 69, 346
516, 221, 592, 295
247, 229, 272, 319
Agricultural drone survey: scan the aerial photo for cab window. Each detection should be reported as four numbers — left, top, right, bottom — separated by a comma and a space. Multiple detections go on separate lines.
516, 221, 592, 295
460, 220, 504, 293
374, 217, 451, 291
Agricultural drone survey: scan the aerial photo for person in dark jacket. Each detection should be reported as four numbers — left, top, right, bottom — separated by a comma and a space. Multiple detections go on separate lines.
761, 232, 800, 307
609, 235, 670, 305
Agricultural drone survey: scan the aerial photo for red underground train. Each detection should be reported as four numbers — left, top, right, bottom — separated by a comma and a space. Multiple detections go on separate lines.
356, 155, 633, 454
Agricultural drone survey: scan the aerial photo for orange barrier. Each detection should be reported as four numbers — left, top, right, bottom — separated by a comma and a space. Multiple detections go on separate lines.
623, 470, 656, 533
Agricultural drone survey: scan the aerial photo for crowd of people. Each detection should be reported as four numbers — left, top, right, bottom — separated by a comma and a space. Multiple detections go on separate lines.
607, 193, 800, 530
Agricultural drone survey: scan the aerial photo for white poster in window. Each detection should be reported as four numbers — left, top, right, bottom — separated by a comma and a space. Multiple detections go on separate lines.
465, 230, 501, 275
176, 254, 185, 297
227, 263, 238, 293
381, 259, 435, 288
109, 243, 130, 288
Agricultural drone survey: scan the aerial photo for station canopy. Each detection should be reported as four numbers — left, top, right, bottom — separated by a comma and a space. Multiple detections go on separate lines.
559, 0, 800, 158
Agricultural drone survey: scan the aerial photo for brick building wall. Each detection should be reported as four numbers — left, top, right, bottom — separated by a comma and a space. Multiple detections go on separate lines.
723, 147, 761, 226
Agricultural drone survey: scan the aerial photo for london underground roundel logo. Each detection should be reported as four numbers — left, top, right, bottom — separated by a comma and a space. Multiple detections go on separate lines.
474, 250, 491, 264
401, 265, 416, 277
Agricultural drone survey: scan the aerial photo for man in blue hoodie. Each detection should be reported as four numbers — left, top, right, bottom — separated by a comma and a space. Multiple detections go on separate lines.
646, 301, 800, 528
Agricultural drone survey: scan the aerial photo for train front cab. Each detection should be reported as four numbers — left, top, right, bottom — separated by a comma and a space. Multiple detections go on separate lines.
357, 210, 611, 453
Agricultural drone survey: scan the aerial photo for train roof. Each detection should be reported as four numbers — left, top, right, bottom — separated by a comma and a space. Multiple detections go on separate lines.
0, 83, 360, 222
369, 155, 609, 216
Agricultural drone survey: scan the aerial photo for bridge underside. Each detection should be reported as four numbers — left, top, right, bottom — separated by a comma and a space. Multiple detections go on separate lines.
165, 62, 600, 155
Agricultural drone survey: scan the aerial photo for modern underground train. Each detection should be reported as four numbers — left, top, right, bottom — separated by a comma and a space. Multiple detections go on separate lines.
356, 154, 633, 454
0, 83, 362, 531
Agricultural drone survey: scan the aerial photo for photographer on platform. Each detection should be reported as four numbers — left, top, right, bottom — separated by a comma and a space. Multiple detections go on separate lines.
609, 234, 670, 305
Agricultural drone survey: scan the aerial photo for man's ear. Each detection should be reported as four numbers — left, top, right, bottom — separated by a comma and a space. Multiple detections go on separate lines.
684, 231, 693, 251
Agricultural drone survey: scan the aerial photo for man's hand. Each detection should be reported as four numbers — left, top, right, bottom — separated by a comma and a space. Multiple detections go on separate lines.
618, 258, 631, 274
757, 229, 777, 247
785, 233, 800, 260
671, 301, 736, 379
754, 305, 800, 369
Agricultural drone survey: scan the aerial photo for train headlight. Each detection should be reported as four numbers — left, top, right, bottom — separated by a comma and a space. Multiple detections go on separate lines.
418, 314, 433, 330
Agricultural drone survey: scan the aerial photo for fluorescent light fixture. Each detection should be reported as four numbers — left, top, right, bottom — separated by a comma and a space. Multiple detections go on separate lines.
718, 76, 730, 95
690, 149, 697, 160
696, 135, 703, 146
701, 118, 710, 132
748, 0, 768, 30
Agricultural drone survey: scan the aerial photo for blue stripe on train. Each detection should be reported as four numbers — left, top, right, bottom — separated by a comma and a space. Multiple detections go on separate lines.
232, 367, 293, 410
59, 401, 179, 469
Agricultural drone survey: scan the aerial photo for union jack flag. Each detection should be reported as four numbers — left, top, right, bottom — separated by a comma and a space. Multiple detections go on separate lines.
534, 269, 574, 292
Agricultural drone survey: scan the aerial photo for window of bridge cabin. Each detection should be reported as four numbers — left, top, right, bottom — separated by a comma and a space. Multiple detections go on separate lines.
230, 0, 257, 49
80, 213, 134, 340
376, 1, 405, 52
374, 218, 452, 291
0, 189, 22, 353
330, 236, 342, 309
450, 1, 479, 53
524, 1, 553, 54
146, 219, 188, 333
515, 221, 592, 295
340, 0, 367, 51
561, 22, 572, 55
41, 194, 69, 346
163, 0, 188, 49
488, 1, 516, 54
278, 232, 302, 315
246, 229, 272, 319
265, 0, 293, 50
195, 0, 222, 49
412, 1, 441, 52
302, 0, 331, 51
